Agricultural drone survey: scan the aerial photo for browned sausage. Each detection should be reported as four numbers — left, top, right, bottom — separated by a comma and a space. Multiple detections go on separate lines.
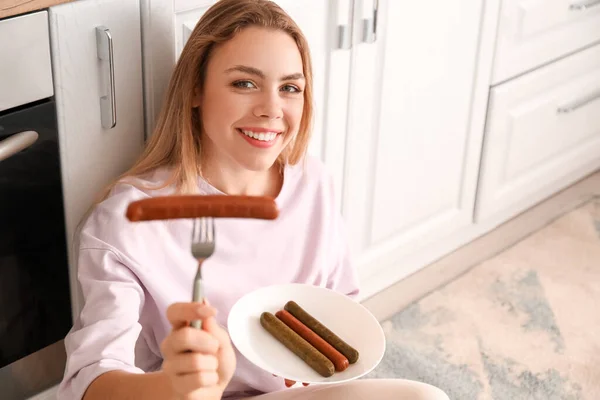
284, 301, 359, 364
276, 309, 349, 372
260, 312, 335, 377
126, 195, 278, 221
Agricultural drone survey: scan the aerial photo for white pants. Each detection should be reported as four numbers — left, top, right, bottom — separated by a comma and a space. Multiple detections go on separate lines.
246, 379, 450, 400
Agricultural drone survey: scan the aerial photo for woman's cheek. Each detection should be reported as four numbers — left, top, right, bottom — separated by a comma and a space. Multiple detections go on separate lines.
287, 102, 304, 125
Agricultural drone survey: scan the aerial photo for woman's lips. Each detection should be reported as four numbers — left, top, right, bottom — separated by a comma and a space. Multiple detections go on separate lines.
237, 128, 282, 148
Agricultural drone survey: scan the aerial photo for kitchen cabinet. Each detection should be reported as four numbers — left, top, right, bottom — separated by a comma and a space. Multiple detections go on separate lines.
477, 38, 600, 223
341, 0, 488, 285
476, 0, 600, 229
49, 0, 145, 317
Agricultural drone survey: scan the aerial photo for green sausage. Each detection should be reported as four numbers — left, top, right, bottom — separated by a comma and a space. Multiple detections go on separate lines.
284, 301, 359, 364
260, 312, 335, 377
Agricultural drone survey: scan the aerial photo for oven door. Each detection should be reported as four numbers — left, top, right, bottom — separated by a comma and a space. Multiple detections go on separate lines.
0, 99, 72, 399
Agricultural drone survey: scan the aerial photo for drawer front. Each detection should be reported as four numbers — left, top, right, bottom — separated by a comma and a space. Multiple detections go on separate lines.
0, 11, 53, 112
476, 43, 600, 221
492, 0, 600, 84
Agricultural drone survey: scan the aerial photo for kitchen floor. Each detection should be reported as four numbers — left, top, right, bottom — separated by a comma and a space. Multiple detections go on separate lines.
361, 170, 600, 399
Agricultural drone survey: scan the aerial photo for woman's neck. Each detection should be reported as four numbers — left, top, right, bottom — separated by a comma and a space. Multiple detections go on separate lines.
200, 160, 283, 198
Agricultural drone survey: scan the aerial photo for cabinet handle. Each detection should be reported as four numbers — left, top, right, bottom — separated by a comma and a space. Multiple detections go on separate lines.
362, 0, 379, 43
0, 130, 39, 162
557, 89, 600, 114
338, 25, 352, 49
569, 0, 600, 10
96, 26, 117, 129
337, 0, 354, 49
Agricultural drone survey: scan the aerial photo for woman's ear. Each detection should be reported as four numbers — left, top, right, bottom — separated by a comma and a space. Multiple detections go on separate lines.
192, 87, 202, 108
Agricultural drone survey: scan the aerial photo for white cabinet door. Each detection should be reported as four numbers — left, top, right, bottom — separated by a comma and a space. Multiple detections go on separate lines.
343, 0, 486, 282
49, 0, 145, 318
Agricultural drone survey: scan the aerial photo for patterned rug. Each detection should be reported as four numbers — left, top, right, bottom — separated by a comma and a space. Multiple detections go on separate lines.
364, 198, 600, 400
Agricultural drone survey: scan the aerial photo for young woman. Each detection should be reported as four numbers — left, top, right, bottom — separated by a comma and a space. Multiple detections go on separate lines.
58, 1, 449, 399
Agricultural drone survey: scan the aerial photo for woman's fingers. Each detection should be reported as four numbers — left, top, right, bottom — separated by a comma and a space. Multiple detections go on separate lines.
162, 301, 229, 398
202, 315, 232, 347
273, 375, 309, 388
170, 371, 220, 395
162, 352, 219, 375
202, 315, 237, 389
284, 379, 296, 387
161, 327, 220, 357
166, 302, 216, 329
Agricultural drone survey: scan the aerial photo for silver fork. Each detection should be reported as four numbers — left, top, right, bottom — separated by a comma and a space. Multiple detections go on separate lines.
190, 217, 215, 329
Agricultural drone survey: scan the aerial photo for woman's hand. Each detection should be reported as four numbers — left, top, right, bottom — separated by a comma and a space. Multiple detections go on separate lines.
161, 301, 237, 400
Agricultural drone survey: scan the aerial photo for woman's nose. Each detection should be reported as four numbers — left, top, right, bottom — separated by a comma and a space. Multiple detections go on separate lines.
253, 92, 283, 120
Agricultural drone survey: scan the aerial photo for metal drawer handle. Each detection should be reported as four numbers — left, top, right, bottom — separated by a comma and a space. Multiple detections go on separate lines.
96, 26, 117, 129
569, 0, 600, 10
0, 130, 39, 162
338, 24, 352, 50
362, 0, 379, 43
337, 0, 354, 50
557, 89, 600, 114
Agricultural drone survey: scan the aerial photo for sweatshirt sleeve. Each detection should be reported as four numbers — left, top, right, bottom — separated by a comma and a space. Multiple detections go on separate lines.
57, 245, 146, 400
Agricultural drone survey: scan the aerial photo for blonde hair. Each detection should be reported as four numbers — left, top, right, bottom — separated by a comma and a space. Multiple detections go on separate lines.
101, 0, 314, 199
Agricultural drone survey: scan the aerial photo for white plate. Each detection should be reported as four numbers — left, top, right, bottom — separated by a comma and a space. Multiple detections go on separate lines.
227, 283, 386, 384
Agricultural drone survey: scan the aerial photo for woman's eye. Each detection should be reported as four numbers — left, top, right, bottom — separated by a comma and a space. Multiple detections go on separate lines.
281, 84, 302, 93
232, 80, 256, 89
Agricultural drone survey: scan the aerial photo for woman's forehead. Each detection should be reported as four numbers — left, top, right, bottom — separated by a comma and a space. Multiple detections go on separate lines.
208, 27, 303, 75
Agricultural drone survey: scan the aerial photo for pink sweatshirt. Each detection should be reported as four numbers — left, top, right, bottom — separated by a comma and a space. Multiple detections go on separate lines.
57, 155, 360, 400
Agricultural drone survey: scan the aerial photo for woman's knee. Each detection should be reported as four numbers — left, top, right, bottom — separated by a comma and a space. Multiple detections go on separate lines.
391, 379, 450, 400
364, 379, 450, 400
252, 379, 451, 400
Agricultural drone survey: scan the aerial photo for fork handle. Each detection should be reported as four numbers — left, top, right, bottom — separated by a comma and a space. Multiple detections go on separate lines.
190, 266, 204, 329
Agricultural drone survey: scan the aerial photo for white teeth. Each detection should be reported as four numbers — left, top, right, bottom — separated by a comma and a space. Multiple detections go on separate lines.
241, 130, 278, 142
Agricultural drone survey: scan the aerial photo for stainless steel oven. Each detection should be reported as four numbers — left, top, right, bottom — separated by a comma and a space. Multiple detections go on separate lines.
0, 10, 73, 399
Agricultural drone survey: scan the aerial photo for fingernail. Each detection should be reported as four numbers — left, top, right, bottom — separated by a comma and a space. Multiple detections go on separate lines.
284, 379, 295, 387
204, 298, 210, 306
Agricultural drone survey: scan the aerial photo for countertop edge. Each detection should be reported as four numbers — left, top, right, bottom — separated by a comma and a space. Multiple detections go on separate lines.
0, 0, 75, 19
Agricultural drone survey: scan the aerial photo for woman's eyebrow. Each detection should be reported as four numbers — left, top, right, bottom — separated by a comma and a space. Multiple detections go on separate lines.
281, 72, 305, 81
226, 65, 265, 78
225, 65, 305, 81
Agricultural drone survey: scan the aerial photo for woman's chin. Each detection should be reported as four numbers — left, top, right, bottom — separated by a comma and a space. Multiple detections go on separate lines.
237, 156, 280, 173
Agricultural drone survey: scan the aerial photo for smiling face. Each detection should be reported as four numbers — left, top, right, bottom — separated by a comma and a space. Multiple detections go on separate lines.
197, 26, 305, 172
